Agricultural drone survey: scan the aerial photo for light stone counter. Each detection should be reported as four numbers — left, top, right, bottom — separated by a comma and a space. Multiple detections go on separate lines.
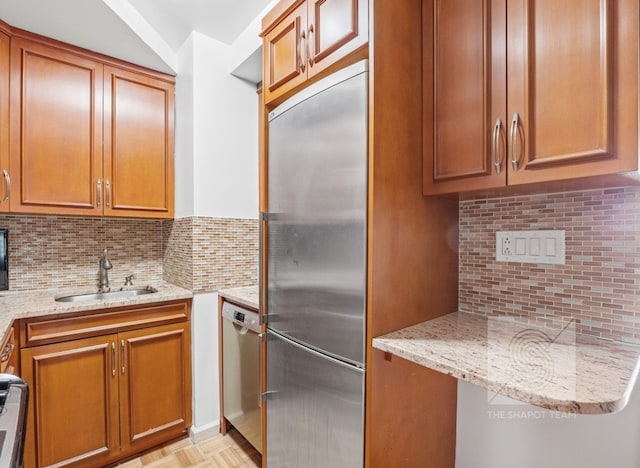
0, 281, 193, 344
372, 311, 640, 415
218, 286, 259, 311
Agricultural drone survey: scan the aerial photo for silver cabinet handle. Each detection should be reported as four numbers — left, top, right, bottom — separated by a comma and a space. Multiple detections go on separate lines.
307, 24, 315, 67
298, 30, 307, 73
121, 339, 125, 374
111, 342, 116, 377
2, 170, 9, 204
106, 179, 111, 208
492, 118, 504, 174
96, 179, 102, 208
510, 112, 520, 172
0, 342, 13, 362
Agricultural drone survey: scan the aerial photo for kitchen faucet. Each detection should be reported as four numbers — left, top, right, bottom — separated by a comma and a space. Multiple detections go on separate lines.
98, 249, 113, 291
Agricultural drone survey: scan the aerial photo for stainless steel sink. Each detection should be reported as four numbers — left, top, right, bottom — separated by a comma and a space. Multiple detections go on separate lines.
55, 288, 156, 303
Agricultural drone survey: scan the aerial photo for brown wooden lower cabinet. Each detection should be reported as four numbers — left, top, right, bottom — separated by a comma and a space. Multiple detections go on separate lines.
20, 309, 192, 468
119, 323, 192, 455
368, 348, 457, 467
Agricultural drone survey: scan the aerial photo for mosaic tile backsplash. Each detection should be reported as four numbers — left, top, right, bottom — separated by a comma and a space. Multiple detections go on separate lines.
459, 186, 640, 344
0, 215, 163, 291
0, 214, 258, 294
163, 217, 259, 293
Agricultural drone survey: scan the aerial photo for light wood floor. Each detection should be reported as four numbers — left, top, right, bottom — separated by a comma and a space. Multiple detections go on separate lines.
114, 429, 261, 468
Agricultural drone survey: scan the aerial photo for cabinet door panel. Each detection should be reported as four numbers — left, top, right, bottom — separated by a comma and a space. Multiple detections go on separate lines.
368, 350, 457, 467
104, 66, 174, 218
263, 2, 308, 104
21, 335, 119, 468
119, 323, 191, 455
507, 0, 638, 184
0, 31, 8, 213
308, 0, 368, 79
423, 0, 507, 194
9, 38, 103, 215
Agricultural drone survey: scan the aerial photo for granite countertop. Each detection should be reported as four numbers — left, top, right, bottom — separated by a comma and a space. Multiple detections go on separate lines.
218, 286, 259, 311
0, 281, 193, 343
373, 311, 640, 415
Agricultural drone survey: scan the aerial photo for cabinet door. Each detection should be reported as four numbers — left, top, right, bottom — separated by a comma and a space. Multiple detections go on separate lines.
118, 322, 191, 456
263, 1, 308, 104
103, 66, 175, 218
21, 335, 119, 468
368, 349, 457, 466
9, 38, 103, 215
0, 30, 9, 213
423, 0, 507, 195
507, 0, 638, 185
307, 0, 368, 79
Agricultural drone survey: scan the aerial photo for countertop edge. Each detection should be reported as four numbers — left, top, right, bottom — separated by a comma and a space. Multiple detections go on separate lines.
372, 311, 640, 415
218, 286, 259, 311
0, 282, 194, 344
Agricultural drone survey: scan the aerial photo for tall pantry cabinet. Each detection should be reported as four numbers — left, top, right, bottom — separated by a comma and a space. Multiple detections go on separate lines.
260, 0, 459, 466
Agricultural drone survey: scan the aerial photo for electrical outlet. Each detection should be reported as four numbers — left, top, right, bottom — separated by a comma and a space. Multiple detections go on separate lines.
502, 235, 512, 256
496, 230, 565, 264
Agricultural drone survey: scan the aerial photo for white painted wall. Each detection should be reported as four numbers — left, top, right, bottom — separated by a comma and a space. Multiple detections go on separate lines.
175, 35, 196, 219
176, 29, 262, 220
189, 292, 221, 442
227, 0, 279, 79
456, 381, 640, 468
191, 32, 260, 220
175, 25, 263, 438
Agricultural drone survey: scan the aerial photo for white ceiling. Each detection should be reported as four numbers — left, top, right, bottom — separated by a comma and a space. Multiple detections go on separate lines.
128, 0, 272, 50
0, 0, 273, 74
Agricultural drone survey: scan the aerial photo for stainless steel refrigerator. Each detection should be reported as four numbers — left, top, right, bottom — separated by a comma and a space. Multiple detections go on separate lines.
263, 60, 368, 467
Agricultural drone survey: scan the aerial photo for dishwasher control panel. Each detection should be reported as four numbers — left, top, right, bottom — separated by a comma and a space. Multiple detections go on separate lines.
221, 301, 260, 333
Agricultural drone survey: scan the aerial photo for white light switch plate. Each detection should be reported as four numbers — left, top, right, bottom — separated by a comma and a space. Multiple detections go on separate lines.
496, 230, 565, 264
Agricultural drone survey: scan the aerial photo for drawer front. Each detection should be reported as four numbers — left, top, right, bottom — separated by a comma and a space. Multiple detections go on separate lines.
21, 299, 191, 347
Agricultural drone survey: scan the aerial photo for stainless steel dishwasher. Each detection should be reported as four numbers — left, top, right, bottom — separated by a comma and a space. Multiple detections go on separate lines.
221, 301, 261, 453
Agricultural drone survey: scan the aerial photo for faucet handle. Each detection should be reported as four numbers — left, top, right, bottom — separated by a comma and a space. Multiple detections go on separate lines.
124, 275, 134, 286
101, 249, 113, 270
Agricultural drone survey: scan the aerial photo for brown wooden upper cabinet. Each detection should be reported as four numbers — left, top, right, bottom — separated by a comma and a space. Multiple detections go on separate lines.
261, 0, 368, 105
103, 66, 175, 218
9, 35, 175, 218
0, 29, 9, 214
423, 0, 639, 195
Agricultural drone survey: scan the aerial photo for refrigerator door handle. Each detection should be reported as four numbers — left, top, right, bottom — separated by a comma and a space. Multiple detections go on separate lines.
259, 211, 266, 325
261, 390, 277, 403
